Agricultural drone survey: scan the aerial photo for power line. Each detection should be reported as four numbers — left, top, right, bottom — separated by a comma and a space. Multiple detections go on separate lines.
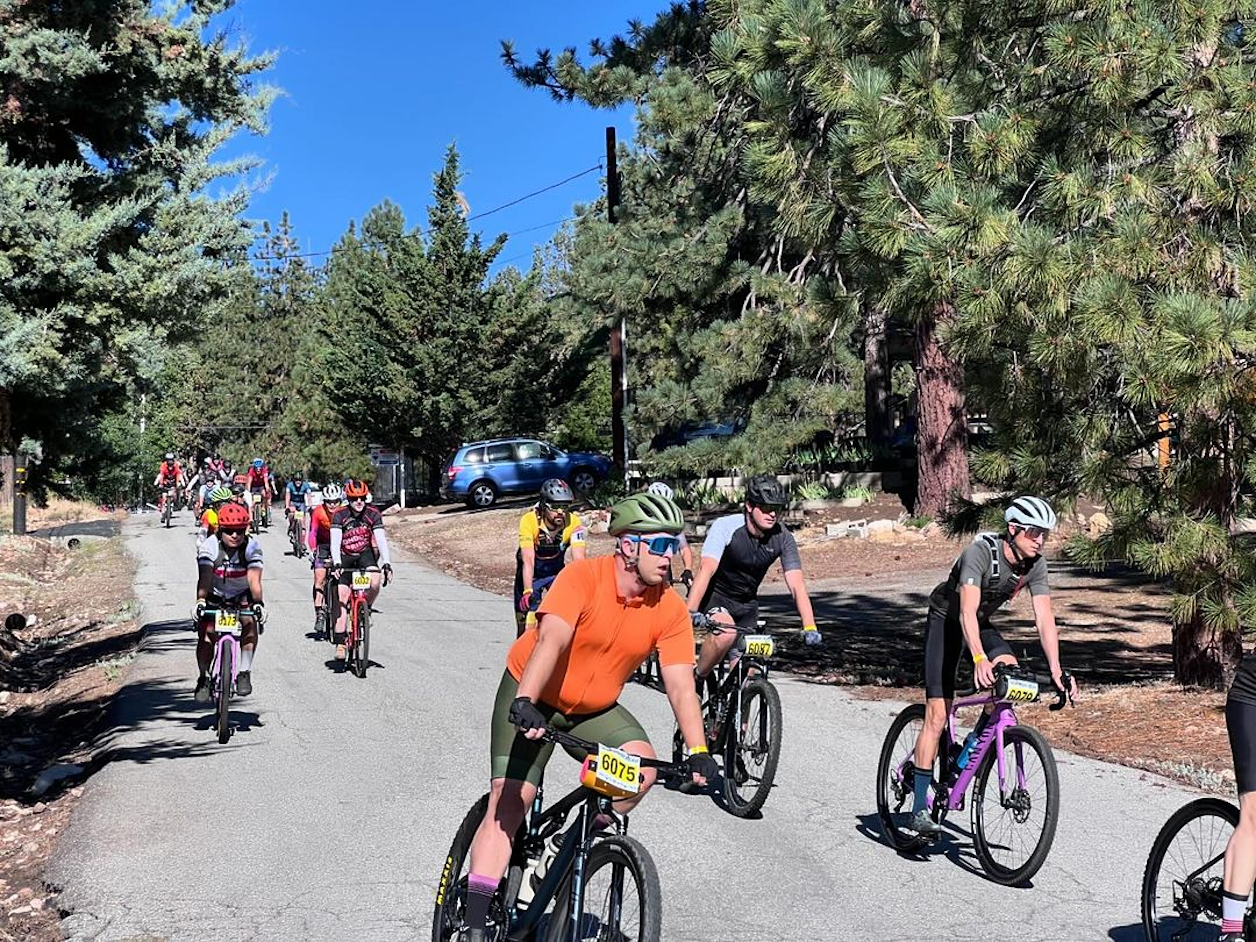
252, 161, 602, 261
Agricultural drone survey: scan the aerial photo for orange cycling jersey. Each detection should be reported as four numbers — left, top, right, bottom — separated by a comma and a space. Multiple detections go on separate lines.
309, 504, 334, 547
200, 508, 218, 535
506, 555, 694, 715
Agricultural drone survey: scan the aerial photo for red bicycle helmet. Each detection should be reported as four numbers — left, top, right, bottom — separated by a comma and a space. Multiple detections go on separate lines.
217, 503, 250, 530
344, 479, 370, 499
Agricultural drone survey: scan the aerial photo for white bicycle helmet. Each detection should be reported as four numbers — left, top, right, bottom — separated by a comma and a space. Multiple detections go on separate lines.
322, 483, 344, 502
1005, 496, 1057, 530
646, 481, 674, 500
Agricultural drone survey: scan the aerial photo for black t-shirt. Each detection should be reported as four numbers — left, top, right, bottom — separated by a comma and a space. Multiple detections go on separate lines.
1230, 655, 1256, 705
699, 513, 802, 606
927, 533, 1050, 625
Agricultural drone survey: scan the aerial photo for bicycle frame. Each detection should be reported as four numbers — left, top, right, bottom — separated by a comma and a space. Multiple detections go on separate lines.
930, 695, 1020, 812
202, 605, 244, 699
344, 569, 373, 645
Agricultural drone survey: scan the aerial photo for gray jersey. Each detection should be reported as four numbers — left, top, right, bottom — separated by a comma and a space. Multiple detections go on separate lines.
197, 535, 263, 602
700, 512, 802, 605
927, 533, 1049, 624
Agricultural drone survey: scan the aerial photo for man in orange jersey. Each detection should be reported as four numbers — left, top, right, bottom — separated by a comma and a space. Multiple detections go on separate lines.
455, 492, 713, 942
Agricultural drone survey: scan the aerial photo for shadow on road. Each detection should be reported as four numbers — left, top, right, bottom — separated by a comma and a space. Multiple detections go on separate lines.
852, 812, 1038, 888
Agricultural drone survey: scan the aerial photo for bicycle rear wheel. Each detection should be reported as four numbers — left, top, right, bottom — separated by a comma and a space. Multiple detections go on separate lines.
431, 794, 520, 942
874, 703, 930, 851
354, 605, 370, 679
216, 642, 233, 744
971, 724, 1059, 885
545, 835, 662, 942
162, 499, 171, 528
723, 677, 782, 817
1142, 797, 1237, 942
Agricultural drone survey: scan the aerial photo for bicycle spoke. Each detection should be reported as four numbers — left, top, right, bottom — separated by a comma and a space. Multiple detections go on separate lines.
1146, 801, 1233, 941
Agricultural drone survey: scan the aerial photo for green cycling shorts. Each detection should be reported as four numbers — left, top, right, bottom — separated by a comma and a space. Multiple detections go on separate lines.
489, 671, 650, 786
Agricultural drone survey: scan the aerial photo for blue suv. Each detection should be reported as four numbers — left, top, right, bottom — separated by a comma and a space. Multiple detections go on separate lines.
442, 438, 613, 508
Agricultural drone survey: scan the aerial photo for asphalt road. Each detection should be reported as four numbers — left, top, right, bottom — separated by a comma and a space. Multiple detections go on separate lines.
49, 512, 1197, 941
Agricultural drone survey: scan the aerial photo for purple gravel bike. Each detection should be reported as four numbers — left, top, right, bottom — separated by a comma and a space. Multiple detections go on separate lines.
876, 665, 1073, 885
198, 600, 246, 744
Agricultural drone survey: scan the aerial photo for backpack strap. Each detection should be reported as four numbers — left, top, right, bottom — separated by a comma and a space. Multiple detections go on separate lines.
977, 532, 1001, 580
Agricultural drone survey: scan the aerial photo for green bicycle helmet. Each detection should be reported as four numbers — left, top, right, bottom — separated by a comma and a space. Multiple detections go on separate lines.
608, 493, 685, 536
209, 485, 233, 504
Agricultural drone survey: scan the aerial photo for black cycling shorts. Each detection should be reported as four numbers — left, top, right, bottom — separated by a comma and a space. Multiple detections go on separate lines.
337, 550, 379, 585
1227, 698, 1256, 795
705, 591, 759, 633
923, 609, 1013, 700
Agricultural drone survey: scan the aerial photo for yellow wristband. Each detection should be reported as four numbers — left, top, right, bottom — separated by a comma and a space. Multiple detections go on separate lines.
803, 625, 817, 632
972, 653, 987, 665
688, 745, 709, 755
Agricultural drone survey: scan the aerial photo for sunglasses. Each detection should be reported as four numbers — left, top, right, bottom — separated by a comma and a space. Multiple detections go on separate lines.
625, 534, 681, 556
753, 502, 785, 514
220, 527, 248, 536
1019, 526, 1050, 540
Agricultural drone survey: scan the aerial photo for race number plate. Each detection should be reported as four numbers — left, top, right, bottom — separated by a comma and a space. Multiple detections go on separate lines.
1002, 676, 1039, 703
215, 611, 241, 635
743, 634, 775, 658
595, 745, 642, 796
352, 572, 372, 590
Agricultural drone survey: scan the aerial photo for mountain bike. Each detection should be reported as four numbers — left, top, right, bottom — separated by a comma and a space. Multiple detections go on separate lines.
875, 664, 1073, 885
197, 600, 248, 744
249, 491, 263, 534
1142, 797, 1249, 941
672, 612, 782, 817
161, 486, 177, 527
287, 507, 307, 558
432, 729, 692, 942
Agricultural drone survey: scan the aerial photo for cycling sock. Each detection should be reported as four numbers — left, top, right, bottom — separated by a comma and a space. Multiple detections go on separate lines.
240, 649, 254, 671
465, 873, 499, 930
911, 765, 932, 814
1223, 889, 1247, 933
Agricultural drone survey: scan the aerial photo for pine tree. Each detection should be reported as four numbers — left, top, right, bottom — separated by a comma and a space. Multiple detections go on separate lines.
0, 0, 273, 493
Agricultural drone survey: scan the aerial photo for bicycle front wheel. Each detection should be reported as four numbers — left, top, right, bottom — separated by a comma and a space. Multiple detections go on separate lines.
1142, 797, 1237, 942
971, 724, 1059, 885
723, 677, 782, 817
354, 605, 370, 679
216, 642, 233, 744
545, 835, 662, 942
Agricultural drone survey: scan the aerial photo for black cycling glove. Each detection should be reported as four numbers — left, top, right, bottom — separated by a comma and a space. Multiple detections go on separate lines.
509, 696, 547, 732
684, 750, 718, 782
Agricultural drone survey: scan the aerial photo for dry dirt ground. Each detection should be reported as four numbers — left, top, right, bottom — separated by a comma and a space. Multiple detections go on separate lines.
0, 501, 135, 942
388, 495, 1229, 793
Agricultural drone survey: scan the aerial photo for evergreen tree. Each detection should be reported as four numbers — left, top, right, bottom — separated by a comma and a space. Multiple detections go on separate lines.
0, 0, 274, 488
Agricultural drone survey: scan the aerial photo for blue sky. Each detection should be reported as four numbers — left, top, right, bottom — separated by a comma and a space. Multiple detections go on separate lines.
217, 2, 652, 269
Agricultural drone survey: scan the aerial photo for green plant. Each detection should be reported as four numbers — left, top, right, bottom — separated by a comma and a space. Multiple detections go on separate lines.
840, 485, 875, 503
906, 514, 933, 529
794, 480, 836, 501
584, 478, 628, 511
678, 480, 727, 510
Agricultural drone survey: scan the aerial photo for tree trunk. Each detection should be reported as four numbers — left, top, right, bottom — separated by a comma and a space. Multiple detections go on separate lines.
1173, 607, 1243, 689
864, 308, 891, 456
0, 387, 12, 509
914, 302, 970, 516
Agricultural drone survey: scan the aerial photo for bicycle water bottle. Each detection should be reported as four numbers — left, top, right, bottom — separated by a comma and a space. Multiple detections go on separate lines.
955, 730, 980, 770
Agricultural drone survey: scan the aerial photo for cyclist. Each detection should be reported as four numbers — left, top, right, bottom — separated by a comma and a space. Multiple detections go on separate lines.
153, 453, 184, 514
284, 472, 313, 548
457, 492, 715, 942
1222, 628, 1256, 937
904, 495, 1078, 837
645, 482, 695, 587
197, 485, 235, 541
514, 478, 586, 637
245, 458, 272, 525
193, 501, 265, 700
329, 479, 393, 660
687, 474, 822, 687
307, 483, 343, 638
184, 457, 214, 511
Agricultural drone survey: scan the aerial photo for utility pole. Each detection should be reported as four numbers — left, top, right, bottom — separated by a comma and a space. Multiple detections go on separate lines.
12, 455, 27, 535
607, 126, 627, 474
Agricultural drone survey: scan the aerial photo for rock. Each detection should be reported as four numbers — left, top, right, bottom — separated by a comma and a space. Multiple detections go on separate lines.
868, 529, 896, 543
1087, 512, 1112, 537
9, 905, 31, 916
31, 802, 45, 814
892, 522, 906, 532
921, 521, 941, 537
29, 763, 84, 797
586, 518, 608, 535
867, 519, 895, 534
825, 520, 867, 539
29, 898, 44, 911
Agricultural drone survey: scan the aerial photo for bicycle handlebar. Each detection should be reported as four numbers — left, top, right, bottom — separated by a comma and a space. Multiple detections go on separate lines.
962, 664, 1074, 711
542, 728, 690, 784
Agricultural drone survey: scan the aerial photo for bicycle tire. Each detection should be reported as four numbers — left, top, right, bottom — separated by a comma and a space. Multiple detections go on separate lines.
162, 500, 171, 528
250, 501, 260, 535
722, 677, 782, 817
545, 835, 662, 942
355, 604, 370, 679
1142, 797, 1237, 942
971, 723, 1059, 885
874, 703, 930, 852
216, 642, 233, 744
431, 794, 522, 942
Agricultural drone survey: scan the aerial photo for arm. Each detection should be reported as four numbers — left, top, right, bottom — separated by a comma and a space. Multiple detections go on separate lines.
686, 556, 719, 612
373, 527, 391, 567
247, 567, 264, 605
330, 526, 343, 567
782, 569, 817, 629
514, 613, 577, 739
570, 543, 587, 562
661, 661, 707, 753
958, 584, 994, 687
519, 546, 537, 593
680, 543, 694, 574
196, 565, 213, 601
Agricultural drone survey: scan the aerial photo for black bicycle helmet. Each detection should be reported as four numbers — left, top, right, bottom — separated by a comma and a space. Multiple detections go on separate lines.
746, 474, 787, 506
608, 493, 685, 535
539, 478, 575, 508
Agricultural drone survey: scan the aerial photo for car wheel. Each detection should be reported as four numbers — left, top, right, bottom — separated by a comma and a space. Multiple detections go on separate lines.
571, 468, 598, 495
467, 481, 497, 508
